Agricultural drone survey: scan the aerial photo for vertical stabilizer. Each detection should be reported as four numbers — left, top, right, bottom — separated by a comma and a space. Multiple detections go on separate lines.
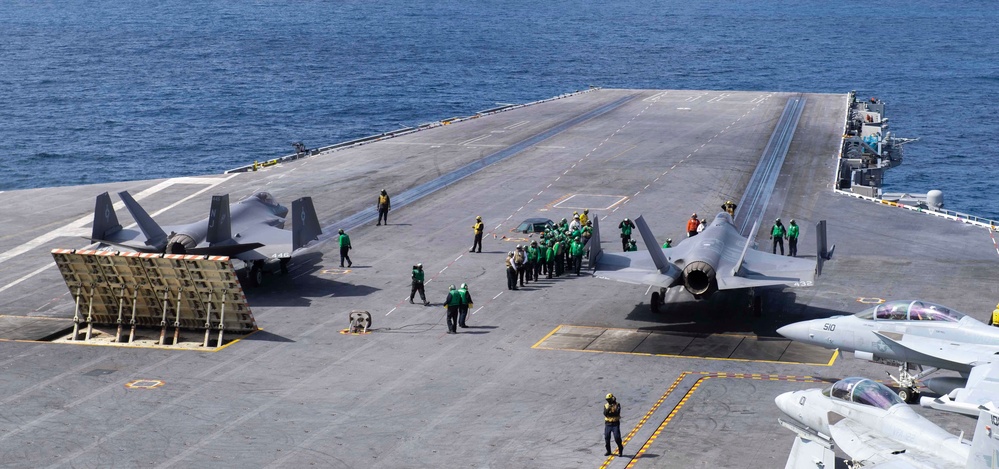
588, 216, 602, 267
91, 192, 122, 240
291, 197, 322, 251
206, 194, 232, 244
635, 215, 669, 271
967, 406, 999, 468
117, 191, 167, 249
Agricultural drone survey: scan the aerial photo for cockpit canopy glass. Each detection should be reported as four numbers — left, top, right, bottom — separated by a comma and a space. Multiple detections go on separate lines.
251, 192, 278, 206
822, 377, 904, 410
853, 300, 964, 322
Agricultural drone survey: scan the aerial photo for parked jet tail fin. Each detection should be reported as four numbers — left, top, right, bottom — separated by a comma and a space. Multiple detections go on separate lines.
91, 192, 122, 241
291, 197, 322, 251
206, 194, 231, 244
117, 191, 168, 249
732, 220, 760, 277
634, 215, 668, 272
588, 216, 602, 267
967, 406, 999, 468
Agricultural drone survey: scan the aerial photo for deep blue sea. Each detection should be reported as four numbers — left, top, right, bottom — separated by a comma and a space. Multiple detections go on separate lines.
1, 0, 996, 220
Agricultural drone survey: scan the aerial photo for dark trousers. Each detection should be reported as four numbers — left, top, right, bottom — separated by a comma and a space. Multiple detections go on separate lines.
507, 267, 517, 290
621, 235, 630, 251
573, 254, 583, 275
340, 247, 352, 267
546, 260, 554, 278
534, 260, 543, 280
517, 264, 526, 286
410, 282, 426, 303
772, 237, 784, 255
524, 261, 534, 281
688, 230, 697, 237
377, 207, 388, 225
458, 305, 469, 327
788, 237, 798, 257
604, 424, 622, 453
446, 306, 459, 332
555, 256, 564, 276
471, 233, 483, 252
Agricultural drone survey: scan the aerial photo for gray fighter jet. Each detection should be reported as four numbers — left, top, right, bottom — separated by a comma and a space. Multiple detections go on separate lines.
775, 377, 999, 469
777, 300, 999, 414
89, 190, 322, 286
589, 212, 816, 311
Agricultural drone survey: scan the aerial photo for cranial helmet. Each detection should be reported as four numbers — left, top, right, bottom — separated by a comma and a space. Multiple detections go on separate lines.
417, 263, 423, 268
476, 215, 482, 220
790, 219, 796, 224
692, 213, 697, 218
338, 229, 344, 234
449, 284, 456, 290
775, 218, 781, 223
666, 238, 672, 243
584, 209, 589, 213
460, 283, 468, 289
606, 393, 615, 401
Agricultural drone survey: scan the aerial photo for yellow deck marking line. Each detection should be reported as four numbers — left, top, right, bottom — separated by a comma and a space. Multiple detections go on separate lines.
599, 372, 690, 468
2, 327, 261, 352
619, 372, 824, 469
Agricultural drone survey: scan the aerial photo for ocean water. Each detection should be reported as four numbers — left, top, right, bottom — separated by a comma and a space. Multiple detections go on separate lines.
1, 0, 996, 220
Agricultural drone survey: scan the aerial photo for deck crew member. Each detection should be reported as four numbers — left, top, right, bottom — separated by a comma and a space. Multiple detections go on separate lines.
444, 285, 460, 334
529, 240, 543, 280
603, 393, 624, 457
662, 238, 672, 248
525, 241, 538, 282
579, 209, 589, 227
697, 218, 707, 235
686, 213, 699, 237
625, 239, 637, 251
545, 241, 556, 279
457, 283, 473, 328
991, 303, 999, 326
515, 245, 527, 287
376, 189, 391, 225
470, 216, 484, 253
410, 263, 430, 305
770, 218, 786, 255
787, 219, 800, 257
619, 218, 636, 251
337, 229, 352, 268
721, 200, 737, 217
569, 214, 582, 232
505, 252, 518, 290
570, 236, 585, 275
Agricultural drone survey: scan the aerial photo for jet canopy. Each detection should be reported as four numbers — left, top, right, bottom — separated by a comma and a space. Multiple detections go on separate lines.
822, 377, 904, 410
853, 300, 965, 322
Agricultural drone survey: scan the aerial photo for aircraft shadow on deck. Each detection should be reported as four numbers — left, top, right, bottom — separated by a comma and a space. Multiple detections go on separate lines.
243, 253, 382, 307
622, 289, 847, 338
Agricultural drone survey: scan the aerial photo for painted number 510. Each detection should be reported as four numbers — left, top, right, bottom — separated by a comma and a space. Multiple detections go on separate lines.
822, 323, 836, 331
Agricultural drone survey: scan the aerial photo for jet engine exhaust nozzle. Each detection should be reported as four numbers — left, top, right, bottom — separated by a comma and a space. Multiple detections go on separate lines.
682, 261, 717, 296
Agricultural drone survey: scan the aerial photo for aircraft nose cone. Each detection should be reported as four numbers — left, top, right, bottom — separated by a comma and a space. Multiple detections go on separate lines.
774, 391, 797, 416
777, 321, 812, 342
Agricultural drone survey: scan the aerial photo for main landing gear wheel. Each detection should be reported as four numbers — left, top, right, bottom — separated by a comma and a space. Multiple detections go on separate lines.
650, 291, 661, 314
898, 387, 920, 404
249, 261, 264, 287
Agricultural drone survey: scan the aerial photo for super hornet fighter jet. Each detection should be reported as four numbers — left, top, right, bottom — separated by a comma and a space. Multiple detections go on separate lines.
777, 300, 999, 415
775, 377, 999, 469
89, 191, 322, 286
589, 212, 816, 311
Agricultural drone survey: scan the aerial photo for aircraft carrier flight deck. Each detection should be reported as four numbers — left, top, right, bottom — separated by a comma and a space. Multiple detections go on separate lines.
0, 89, 996, 468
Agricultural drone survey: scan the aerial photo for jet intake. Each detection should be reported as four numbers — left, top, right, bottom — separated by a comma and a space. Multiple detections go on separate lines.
682, 261, 717, 296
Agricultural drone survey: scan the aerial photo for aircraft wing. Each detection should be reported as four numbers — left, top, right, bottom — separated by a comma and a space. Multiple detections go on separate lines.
828, 420, 932, 469
872, 331, 993, 371
784, 436, 835, 469
715, 235, 816, 291
922, 362, 999, 416
592, 251, 681, 288
226, 225, 294, 260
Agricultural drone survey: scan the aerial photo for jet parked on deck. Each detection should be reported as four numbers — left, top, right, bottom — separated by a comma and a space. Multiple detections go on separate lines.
777, 300, 999, 415
776, 377, 999, 469
88, 191, 323, 286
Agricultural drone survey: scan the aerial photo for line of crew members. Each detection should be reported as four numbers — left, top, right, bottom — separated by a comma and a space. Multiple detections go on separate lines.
504, 211, 594, 290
